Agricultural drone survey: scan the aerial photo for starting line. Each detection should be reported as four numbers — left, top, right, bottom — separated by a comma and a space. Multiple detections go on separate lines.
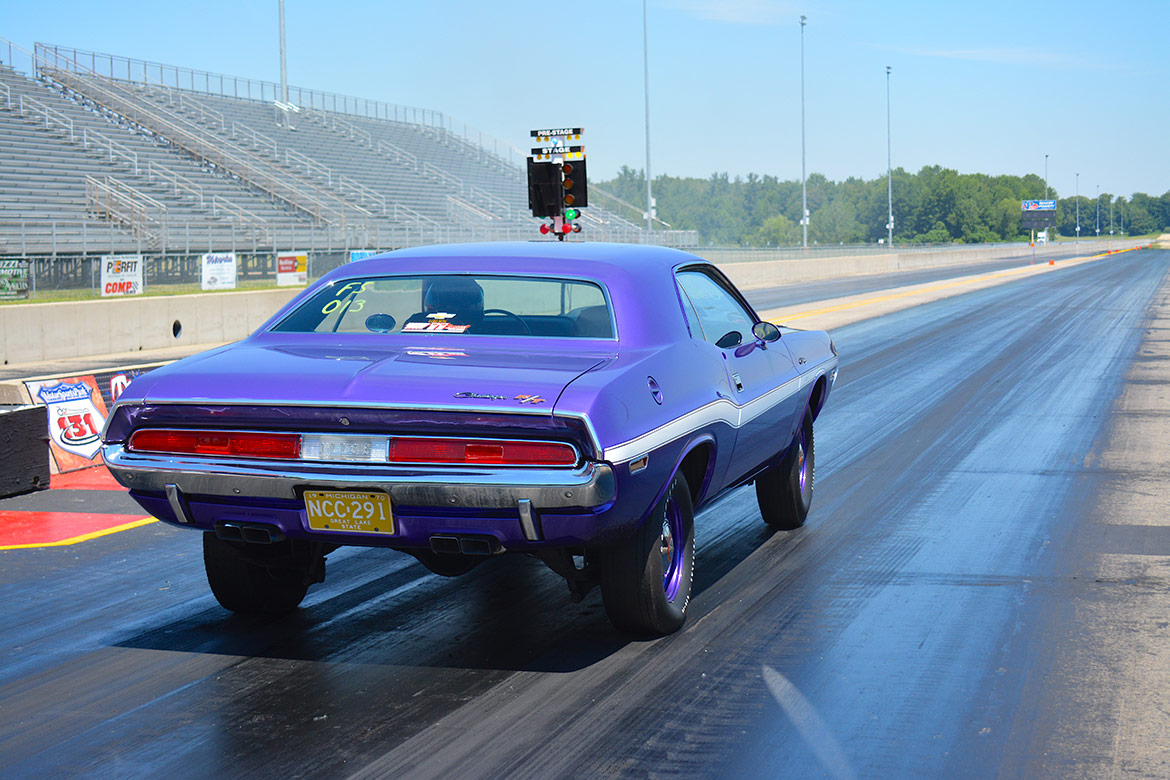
0, 465, 155, 550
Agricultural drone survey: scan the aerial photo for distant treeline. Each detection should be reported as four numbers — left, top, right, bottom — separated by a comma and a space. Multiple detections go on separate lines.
598, 166, 1170, 246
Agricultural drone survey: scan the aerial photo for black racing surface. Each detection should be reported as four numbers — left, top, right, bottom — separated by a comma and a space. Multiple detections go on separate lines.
1, 250, 1166, 777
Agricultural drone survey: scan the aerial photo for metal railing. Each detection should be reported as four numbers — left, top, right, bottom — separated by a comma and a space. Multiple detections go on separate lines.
80, 126, 139, 174
85, 175, 167, 241
232, 121, 279, 159
146, 160, 203, 207
16, 94, 74, 140
0, 81, 10, 110
377, 139, 418, 169
338, 175, 386, 215
33, 41, 529, 169
44, 61, 362, 226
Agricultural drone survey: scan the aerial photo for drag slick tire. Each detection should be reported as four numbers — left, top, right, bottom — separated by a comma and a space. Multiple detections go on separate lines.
600, 472, 695, 636
756, 408, 814, 530
203, 532, 324, 615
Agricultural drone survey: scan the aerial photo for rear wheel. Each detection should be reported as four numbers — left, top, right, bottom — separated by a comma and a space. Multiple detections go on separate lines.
756, 409, 814, 530
203, 532, 322, 615
600, 472, 695, 636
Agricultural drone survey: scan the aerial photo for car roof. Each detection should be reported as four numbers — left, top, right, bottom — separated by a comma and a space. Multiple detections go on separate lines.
338, 241, 704, 277
308, 242, 713, 347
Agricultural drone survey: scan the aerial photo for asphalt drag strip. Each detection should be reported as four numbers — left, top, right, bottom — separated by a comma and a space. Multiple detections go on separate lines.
1, 249, 1168, 777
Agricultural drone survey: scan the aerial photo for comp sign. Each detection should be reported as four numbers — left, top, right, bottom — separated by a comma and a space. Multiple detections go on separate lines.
100, 254, 143, 297
1022, 200, 1057, 211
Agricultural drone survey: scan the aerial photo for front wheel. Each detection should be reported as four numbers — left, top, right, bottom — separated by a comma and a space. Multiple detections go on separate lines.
756, 409, 815, 530
599, 472, 695, 636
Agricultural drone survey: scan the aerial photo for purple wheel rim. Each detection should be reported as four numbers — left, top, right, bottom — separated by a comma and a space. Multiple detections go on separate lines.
661, 494, 685, 602
797, 427, 808, 493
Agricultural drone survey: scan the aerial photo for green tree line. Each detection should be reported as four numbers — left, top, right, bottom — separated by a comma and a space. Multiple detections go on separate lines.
598, 166, 1170, 246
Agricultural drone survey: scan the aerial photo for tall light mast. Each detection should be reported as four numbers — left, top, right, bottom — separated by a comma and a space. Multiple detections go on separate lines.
800, 15, 808, 248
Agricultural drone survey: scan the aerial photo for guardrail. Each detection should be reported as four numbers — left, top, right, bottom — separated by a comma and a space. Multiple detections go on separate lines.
0, 81, 10, 110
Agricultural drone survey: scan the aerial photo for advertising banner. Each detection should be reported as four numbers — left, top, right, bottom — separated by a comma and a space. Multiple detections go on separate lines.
22, 364, 165, 473
201, 252, 238, 290
100, 254, 144, 297
23, 375, 109, 472
277, 251, 308, 286
348, 250, 379, 263
0, 259, 30, 301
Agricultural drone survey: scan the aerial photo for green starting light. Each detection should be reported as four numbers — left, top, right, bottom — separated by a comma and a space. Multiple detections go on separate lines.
564, 208, 580, 221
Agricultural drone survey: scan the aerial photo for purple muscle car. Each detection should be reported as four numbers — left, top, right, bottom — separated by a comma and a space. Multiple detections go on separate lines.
101, 242, 838, 635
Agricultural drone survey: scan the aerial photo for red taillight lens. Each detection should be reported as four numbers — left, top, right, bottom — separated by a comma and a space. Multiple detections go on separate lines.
128, 429, 302, 460
389, 437, 577, 466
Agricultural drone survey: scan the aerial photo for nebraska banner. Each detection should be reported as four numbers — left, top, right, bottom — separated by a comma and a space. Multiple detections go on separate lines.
277, 252, 308, 286
100, 254, 144, 297
201, 252, 237, 290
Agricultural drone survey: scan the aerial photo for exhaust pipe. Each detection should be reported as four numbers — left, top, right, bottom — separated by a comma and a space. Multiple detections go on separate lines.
215, 521, 285, 544
429, 534, 502, 556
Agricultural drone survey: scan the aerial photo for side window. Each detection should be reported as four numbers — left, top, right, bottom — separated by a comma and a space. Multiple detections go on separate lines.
676, 271, 756, 346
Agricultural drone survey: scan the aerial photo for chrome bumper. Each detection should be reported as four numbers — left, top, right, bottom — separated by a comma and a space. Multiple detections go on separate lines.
102, 444, 615, 510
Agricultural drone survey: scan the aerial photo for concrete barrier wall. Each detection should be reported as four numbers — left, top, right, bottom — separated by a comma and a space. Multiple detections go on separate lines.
0, 240, 1145, 366
712, 240, 1144, 291
1, 288, 300, 366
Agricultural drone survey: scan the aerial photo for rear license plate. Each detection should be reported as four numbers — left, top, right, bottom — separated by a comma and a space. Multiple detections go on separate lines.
304, 490, 394, 534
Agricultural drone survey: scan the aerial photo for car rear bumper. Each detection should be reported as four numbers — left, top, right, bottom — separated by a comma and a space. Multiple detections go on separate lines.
102, 444, 621, 549
103, 444, 615, 509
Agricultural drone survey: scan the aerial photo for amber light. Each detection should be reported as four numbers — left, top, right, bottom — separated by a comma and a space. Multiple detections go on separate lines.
128, 429, 302, 460
388, 437, 577, 466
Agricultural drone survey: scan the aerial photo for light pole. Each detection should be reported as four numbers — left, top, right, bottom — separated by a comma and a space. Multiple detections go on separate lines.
886, 65, 893, 249
1075, 173, 1080, 244
1096, 184, 1100, 238
1044, 154, 1049, 199
800, 15, 808, 248
642, 0, 653, 234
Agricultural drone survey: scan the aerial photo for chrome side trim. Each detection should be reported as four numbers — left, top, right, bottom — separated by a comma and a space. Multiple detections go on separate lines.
602, 355, 838, 464
103, 445, 615, 511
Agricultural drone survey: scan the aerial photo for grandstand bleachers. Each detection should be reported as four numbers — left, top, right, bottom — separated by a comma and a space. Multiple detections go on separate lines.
1, 39, 695, 257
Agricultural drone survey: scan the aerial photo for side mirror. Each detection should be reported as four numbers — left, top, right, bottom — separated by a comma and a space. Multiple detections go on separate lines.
752, 321, 781, 343
716, 331, 743, 349
365, 313, 397, 333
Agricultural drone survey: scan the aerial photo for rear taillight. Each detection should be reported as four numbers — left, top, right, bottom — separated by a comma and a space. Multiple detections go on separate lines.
127, 429, 302, 460
126, 429, 577, 466
389, 437, 578, 466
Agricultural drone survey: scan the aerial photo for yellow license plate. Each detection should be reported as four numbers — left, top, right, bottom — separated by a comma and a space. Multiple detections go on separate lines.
304, 490, 395, 534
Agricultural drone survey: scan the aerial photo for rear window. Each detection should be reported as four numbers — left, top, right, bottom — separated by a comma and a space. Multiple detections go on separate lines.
271, 274, 615, 339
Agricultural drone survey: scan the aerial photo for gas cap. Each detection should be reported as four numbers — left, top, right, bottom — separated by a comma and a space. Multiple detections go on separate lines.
647, 376, 663, 405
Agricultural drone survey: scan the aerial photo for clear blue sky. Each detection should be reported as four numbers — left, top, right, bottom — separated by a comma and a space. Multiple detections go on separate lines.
4, 1, 1167, 198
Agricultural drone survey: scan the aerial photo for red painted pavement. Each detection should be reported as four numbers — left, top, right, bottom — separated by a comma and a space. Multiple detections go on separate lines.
50, 466, 123, 491
0, 511, 152, 548
2, 467, 150, 549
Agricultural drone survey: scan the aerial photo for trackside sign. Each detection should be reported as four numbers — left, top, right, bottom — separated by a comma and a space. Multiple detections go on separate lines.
100, 254, 144, 297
